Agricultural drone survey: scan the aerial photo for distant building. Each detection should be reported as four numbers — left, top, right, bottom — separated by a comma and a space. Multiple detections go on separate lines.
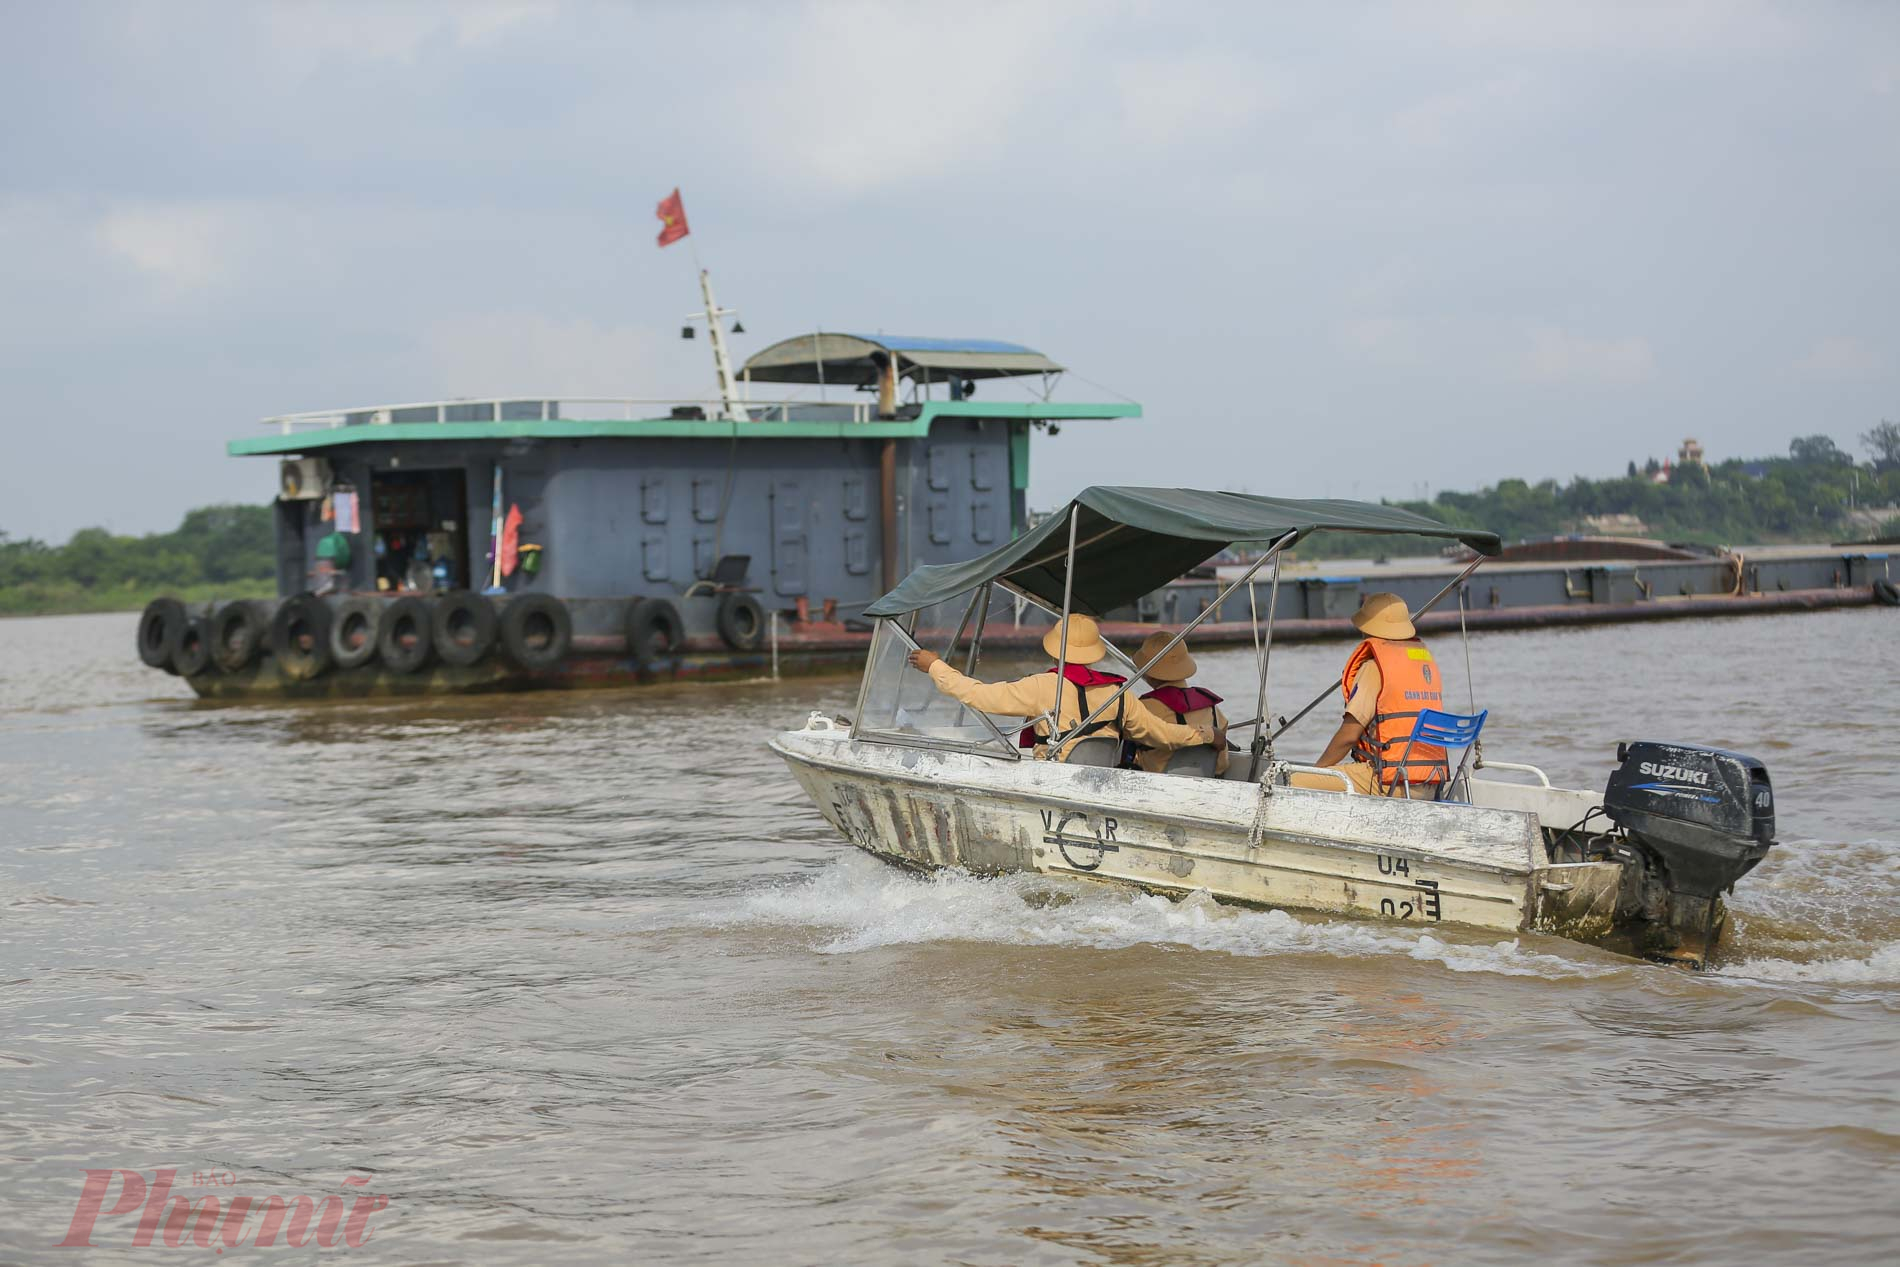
1678, 437, 1705, 466
1581, 512, 1649, 536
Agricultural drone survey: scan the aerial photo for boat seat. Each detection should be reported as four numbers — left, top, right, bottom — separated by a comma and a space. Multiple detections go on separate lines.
1162, 747, 1221, 778
1062, 737, 1124, 768
1398, 708, 1488, 803
1221, 755, 1266, 782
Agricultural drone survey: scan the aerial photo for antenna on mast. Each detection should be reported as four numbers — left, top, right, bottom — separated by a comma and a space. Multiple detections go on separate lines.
683, 270, 749, 422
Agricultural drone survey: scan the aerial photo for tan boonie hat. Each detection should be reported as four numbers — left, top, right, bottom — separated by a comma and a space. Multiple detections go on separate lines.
1135, 629, 1196, 681
1350, 592, 1416, 640
1041, 614, 1107, 665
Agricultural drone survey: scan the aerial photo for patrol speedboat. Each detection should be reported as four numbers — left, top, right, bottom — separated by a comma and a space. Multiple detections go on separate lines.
771, 488, 1777, 966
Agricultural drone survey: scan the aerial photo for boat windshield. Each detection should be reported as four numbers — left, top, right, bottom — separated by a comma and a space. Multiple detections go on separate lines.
852, 617, 1023, 758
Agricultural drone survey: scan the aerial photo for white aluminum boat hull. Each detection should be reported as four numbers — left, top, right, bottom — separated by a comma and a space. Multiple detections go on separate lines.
772, 725, 1635, 948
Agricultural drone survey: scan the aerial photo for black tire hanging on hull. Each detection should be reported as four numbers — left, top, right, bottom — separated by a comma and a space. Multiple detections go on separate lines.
714, 593, 765, 651
625, 596, 685, 666
1875, 578, 1900, 607
330, 597, 384, 670
501, 594, 571, 670
209, 601, 265, 672
270, 593, 333, 681
137, 597, 186, 672
378, 596, 435, 674
433, 591, 498, 666
171, 613, 213, 676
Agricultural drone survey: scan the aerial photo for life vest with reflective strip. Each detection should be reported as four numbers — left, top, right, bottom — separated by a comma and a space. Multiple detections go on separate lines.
1342, 638, 1448, 787
1018, 664, 1127, 753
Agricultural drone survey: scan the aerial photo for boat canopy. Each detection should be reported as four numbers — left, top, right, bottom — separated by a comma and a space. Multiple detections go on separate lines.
863, 487, 1503, 618
740, 333, 1063, 386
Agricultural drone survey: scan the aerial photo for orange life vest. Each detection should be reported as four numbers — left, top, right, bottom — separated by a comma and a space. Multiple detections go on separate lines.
1341, 638, 1448, 789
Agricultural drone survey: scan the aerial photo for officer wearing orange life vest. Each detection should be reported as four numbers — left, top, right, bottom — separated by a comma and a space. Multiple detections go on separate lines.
1288, 592, 1450, 797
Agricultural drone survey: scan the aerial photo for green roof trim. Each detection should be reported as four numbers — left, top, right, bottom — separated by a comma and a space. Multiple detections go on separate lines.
227, 400, 1140, 457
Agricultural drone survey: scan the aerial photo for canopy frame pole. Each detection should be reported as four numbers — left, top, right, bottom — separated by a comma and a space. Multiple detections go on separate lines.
940, 585, 983, 660
1247, 547, 1285, 781
964, 583, 993, 674
1270, 553, 1488, 741
1047, 507, 1081, 756
1057, 531, 1296, 749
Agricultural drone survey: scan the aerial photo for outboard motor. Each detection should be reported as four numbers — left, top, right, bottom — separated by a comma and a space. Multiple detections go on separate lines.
1603, 741, 1776, 963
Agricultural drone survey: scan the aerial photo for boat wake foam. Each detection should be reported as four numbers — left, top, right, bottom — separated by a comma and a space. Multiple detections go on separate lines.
725, 853, 1616, 980
1716, 941, 1900, 985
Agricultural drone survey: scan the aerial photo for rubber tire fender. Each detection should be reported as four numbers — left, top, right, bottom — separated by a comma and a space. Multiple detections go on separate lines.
269, 593, 334, 682
625, 596, 685, 666
501, 594, 572, 670
137, 597, 186, 672
330, 596, 384, 670
433, 591, 499, 666
171, 612, 213, 677
1875, 578, 1900, 607
378, 596, 435, 674
209, 601, 265, 672
714, 592, 765, 652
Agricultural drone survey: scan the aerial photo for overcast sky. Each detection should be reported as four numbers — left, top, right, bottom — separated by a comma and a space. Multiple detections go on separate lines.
3, 1, 1896, 541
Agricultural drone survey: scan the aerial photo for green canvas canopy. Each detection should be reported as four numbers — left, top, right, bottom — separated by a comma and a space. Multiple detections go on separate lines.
863, 487, 1501, 619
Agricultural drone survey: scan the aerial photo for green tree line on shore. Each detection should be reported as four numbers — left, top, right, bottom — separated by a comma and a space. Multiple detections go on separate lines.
0, 505, 277, 615
4, 426, 1898, 615
1298, 424, 1900, 558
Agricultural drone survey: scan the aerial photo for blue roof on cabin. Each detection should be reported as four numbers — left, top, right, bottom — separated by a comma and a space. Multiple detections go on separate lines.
837, 334, 1041, 355
740, 331, 1063, 384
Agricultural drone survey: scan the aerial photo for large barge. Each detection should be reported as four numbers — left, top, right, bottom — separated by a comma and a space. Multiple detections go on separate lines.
134, 286, 1894, 700
138, 286, 1147, 698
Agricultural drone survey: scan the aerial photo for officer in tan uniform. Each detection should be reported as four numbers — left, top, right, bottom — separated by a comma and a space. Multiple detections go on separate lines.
1129, 630, 1230, 775
905, 615, 1214, 763
1290, 592, 1447, 797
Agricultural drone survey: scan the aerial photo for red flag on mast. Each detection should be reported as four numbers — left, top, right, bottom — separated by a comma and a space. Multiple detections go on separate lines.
656, 188, 689, 247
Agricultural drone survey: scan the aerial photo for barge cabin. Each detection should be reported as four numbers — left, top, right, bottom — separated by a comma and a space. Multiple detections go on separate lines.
137, 329, 1139, 697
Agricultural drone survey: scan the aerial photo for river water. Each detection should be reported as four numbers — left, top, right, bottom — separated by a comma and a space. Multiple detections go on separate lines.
1, 608, 1895, 1265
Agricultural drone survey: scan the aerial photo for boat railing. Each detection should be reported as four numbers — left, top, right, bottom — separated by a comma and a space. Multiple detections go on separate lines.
259, 397, 877, 433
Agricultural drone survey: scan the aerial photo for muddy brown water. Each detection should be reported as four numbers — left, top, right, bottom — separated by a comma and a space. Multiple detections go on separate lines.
1, 608, 1895, 1265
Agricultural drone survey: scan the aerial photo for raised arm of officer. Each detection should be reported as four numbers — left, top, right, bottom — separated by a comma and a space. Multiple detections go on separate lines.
907, 648, 1214, 748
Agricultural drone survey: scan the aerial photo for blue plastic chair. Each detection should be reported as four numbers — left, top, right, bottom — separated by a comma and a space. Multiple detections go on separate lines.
1396, 708, 1488, 802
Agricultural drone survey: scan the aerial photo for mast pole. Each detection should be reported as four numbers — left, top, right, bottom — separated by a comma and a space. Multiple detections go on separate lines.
698, 268, 749, 422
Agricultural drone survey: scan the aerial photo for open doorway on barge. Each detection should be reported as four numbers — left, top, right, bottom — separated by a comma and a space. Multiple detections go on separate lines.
370, 468, 469, 593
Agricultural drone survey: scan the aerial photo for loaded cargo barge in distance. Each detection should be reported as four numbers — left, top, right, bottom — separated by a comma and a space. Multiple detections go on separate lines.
137, 317, 1895, 701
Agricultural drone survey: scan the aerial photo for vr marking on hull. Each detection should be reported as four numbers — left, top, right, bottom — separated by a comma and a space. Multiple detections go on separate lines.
1039, 808, 1120, 872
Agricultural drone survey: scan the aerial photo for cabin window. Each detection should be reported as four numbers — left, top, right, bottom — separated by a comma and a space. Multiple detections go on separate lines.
642, 534, 669, 582
970, 449, 996, 491
692, 478, 721, 523
851, 616, 1021, 758
926, 446, 952, 491
844, 529, 871, 576
641, 477, 669, 524
842, 476, 869, 521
